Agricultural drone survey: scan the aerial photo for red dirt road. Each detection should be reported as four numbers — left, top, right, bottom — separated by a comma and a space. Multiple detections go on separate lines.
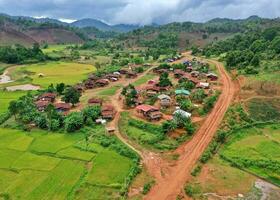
144, 56, 236, 200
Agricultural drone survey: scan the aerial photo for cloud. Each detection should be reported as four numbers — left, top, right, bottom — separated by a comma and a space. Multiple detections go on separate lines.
0, 0, 279, 25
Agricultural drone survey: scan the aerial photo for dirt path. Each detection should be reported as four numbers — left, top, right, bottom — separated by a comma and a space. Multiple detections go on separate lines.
144, 53, 236, 200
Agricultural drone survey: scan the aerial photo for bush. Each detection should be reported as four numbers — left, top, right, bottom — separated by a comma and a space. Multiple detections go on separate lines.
34, 115, 48, 129
64, 112, 84, 133
49, 119, 60, 131
142, 181, 155, 195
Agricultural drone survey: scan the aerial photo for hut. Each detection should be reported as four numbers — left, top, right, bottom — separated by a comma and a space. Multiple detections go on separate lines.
88, 98, 102, 106
38, 93, 56, 102
126, 72, 137, 79
173, 108, 192, 118
158, 94, 171, 107
101, 105, 116, 119
207, 73, 218, 81
197, 82, 210, 89
174, 69, 185, 78
95, 79, 109, 87
55, 103, 71, 112
84, 80, 95, 89
190, 71, 200, 78
175, 89, 191, 96
35, 101, 50, 112
136, 105, 162, 121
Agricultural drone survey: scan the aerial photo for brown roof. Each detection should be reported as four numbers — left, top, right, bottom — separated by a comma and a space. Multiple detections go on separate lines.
95, 79, 109, 84
55, 103, 71, 110
174, 69, 185, 75
102, 105, 115, 112
35, 101, 50, 108
88, 98, 102, 104
146, 85, 160, 92
40, 93, 56, 98
136, 105, 159, 113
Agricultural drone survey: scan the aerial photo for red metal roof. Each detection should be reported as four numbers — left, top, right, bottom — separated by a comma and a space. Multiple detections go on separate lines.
136, 105, 159, 112
55, 103, 71, 110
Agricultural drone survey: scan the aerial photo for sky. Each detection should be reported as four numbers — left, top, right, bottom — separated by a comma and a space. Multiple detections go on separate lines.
0, 0, 279, 25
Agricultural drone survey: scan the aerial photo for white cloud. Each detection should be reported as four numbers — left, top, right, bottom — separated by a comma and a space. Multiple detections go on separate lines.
0, 0, 279, 25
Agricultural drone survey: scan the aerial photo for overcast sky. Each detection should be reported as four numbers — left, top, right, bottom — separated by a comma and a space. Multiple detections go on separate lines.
0, 0, 279, 25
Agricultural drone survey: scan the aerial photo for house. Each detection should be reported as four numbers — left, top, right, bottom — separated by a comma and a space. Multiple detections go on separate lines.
119, 69, 129, 74
84, 80, 95, 89
38, 93, 56, 102
186, 66, 193, 72
88, 74, 99, 81
113, 71, 121, 76
175, 89, 191, 96
174, 69, 185, 78
207, 73, 218, 81
173, 108, 192, 118
101, 105, 116, 119
55, 103, 71, 112
126, 72, 137, 79
95, 79, 109, 87
153, 68, 168, 74
35, 101, 50, 112
136, 105, 162, 121
105, 74, 120, 81
75, 84, 84, 93
197, 82, 210, 89
88, 98, 102, 106
146, 85, 160, 96
158, 94, 171, 107
148, 80, 157, 85
190, 71, 200, 78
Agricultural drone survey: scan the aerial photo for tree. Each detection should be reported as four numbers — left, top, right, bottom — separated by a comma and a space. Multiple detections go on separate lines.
162, 120, 177, 133
8, 100, 19, 119
184, 119, 195, 135
271, 36, 280, 54
158, 72, 172, 87
191, 89, 206, 103
179, 99, 193, 111
64, 112, 84, 133
62, 86, 81, 106
34, 114, 48, 129
250, 55, 260, 67
70, 49, 80, 60
82, 106, 101, 124
263, 28, 278, 41
122, 84, 138, 107
56, 83, 65, 95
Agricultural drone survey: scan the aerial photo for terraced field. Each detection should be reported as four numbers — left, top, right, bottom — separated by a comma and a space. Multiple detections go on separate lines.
0, 127, 136, 200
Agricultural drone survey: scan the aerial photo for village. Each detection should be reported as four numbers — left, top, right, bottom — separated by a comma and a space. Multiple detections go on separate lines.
33, 54, 220, 135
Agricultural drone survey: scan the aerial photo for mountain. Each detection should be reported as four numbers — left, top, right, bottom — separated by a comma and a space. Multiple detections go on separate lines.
70, 18, 141, 32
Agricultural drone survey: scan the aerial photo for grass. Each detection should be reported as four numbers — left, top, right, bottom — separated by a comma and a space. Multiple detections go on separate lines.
87, 149, 134, 186
119, 112, 184, 151
0, 63, 11, 75
96, 84, 122, 96
133, 74, 156, 86
13, 61, 95, 88
0, 126, 137, 199
0, 90, 27, 114
220, 124, 280, 186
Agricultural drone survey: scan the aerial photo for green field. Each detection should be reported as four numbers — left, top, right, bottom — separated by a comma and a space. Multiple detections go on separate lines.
133, 74, 156, 86
0, 126, 136, 199
96, 84, 122, 96
119, 112, 183, 151
0, 90, 27, 114
13, 62, 95, 88
220, 124, 280, 186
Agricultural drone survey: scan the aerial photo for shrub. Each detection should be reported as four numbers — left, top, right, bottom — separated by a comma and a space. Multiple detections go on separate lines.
142, 181, 155, 195
64, 112, 84, 133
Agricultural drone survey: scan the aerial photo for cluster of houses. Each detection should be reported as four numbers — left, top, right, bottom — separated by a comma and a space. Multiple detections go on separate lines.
35, 93, 71, 113
75, 69, 139, 92
166, 55, 183, 63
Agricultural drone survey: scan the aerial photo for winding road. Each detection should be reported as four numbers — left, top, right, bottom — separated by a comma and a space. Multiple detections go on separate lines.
144, 54, 236, 200
100, 53, 236, 200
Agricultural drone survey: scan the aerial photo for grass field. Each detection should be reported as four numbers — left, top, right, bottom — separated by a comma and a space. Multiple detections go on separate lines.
220, 124, 280, 186
119, 112, 183, 151
0, 126, 136, 199
0, 90, 27, 114
13, 61, 95, 88
96, 84, 122, 96
133, 74, 156, 87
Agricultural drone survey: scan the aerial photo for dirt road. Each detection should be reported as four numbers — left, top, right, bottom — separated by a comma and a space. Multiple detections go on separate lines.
144, 55, 236, 200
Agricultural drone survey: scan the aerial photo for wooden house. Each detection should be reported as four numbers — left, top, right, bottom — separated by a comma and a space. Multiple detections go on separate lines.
84, 80, 95, 89
88, 98, 102, 106
174, 69, 185, 78
38, 93, 56, 102
207, 73, 218, 81
136, 105, 162, 121
158, 94, 171, 107
126, 72, 137, 79
35, 101, 50, 112
55, 103, 71, 112
95, 79, 109, 87
190, 71, 200, 78
101, 105, 116, 119
197, 82, 210, 89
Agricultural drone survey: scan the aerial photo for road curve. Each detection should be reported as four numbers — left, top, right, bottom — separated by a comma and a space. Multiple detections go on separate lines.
144, 56, 236, 200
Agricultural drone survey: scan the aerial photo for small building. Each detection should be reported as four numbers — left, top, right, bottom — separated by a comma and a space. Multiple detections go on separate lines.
126, 72, 137, 79
186, 66, 193, 72
175, 89, 191, 96
148, 80, 157, 85
197, 82, 210, 89
136, 105, 162, 121
190, 71, 200, 78
88, 98, 102, 106
55, 103, 71, 112
158, 94, 171, 107
74, 84, 84, 93
173, 109, 192, 118
35, 101, 50, 112
88, 74, 99, 81
146, 85, 160, 96
84, 80, 95, 89
119, 69, 129, 75
38, 93, 56, 102
174, 69, 185, 78
207, 73, 218, 81
113, 71, 121, 76
101, 105, 116, 120
95, 79, 109, 87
